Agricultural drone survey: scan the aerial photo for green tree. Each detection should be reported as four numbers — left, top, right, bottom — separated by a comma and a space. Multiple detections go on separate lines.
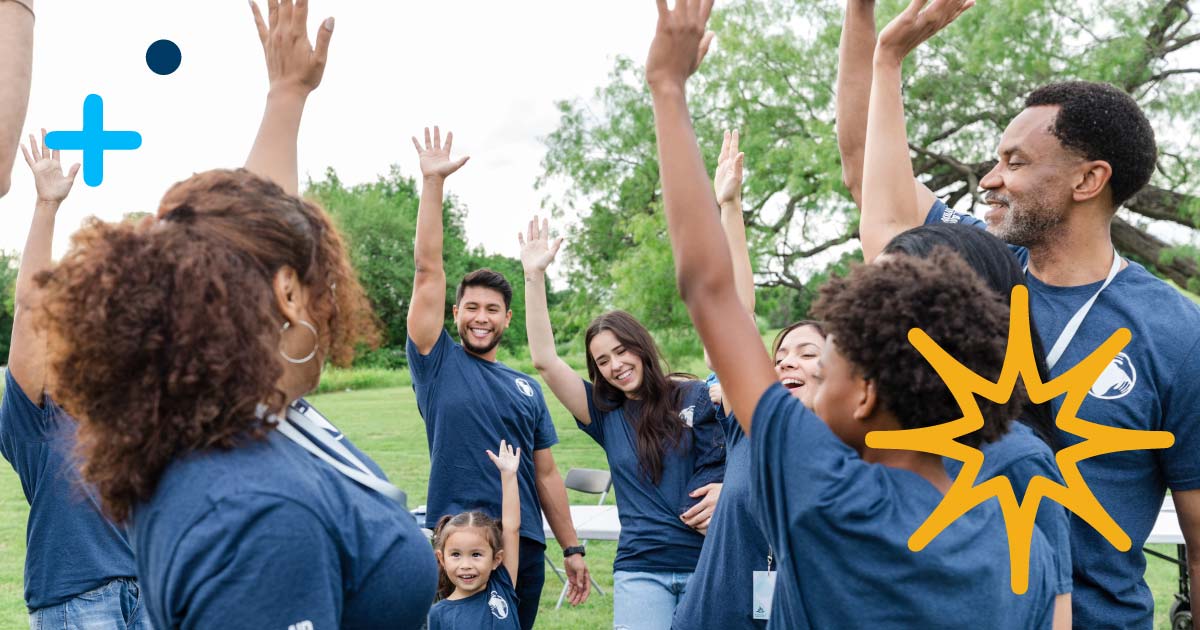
539, 0, 1200, 312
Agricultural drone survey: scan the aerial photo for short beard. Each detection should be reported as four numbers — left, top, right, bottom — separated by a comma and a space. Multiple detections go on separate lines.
989, 197, 1066, 250
460, 325, 504, 356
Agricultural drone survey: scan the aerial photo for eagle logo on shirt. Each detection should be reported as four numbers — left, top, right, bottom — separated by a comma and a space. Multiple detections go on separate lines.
1089, 352, 1137, 400
489, 590, 509, 619
679, 405, 695, 427
514, 378, 534, 397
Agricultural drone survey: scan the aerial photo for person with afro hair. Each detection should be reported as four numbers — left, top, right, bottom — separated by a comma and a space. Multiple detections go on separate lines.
841, 1, 1200, 626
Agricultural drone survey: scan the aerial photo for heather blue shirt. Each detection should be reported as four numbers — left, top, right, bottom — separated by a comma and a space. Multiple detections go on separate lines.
944, 421, 1073, 594
0, 369, 136, 610
929, 200, 1200, 628
752, 383, 1056, 629
673, 404, 768, 629
577, 379, 721, 572
408, 330, 558, 543
428, 566, 521, 630
131, 400, 436, 630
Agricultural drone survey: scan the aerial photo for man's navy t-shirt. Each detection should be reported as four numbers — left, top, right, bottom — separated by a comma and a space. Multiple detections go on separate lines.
673, 405, 767, 629
428, 565, 521, 630
0, 369, 136, 609
408, 330, 558, 542
576, 379, 717, 573
752, 383, 1057, 629
928, 201, 1200, 628
944, 421, 1073, 594
131, 400, 437, 629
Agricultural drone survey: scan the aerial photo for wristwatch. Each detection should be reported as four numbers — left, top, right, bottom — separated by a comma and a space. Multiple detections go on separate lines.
563, 545, 586, 558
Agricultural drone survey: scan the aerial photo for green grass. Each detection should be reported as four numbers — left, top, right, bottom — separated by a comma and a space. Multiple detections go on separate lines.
0, 381, 1187, 628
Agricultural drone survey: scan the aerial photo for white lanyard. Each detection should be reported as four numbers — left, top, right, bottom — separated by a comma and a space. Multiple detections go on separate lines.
273, 404, 408, 505
1025, 248, 1122, 370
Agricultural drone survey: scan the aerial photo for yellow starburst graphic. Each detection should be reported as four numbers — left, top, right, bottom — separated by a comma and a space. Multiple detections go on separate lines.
863, 285, 1174, 594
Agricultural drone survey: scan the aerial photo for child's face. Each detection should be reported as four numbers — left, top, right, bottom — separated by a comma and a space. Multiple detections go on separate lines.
437, 528, 503, 597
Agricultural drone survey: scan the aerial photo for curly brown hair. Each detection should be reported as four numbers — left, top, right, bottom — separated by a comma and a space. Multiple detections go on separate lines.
811, 250, 1022, 447
37, 169, 378, 522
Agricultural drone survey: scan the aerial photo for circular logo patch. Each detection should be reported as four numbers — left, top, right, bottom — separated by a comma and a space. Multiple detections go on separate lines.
1089, 352, 1137, 400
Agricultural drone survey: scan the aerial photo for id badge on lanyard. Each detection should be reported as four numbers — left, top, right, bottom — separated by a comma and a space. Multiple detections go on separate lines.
752, 552, 776, 620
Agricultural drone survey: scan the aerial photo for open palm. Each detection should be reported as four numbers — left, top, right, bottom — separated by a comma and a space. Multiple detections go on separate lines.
519, 216, 563, 273
714, 129, 744, 206
22, 129, 79, 204
487, 440, 521, 475
411, 126, 469, 179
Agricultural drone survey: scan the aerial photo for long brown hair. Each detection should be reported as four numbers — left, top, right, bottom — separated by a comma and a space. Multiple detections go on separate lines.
584, 311, 690, 485
38, 169, 377, 522
432, 511, 504, 601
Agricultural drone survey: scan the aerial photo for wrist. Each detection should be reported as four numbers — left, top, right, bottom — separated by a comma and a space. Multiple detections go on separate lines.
34, 198, 61, 211
422, 174, 446, 185
648, 79, 686, 100
266, 84, 311, 105
523, 269, 546, 282
872, 50, 905, 71
562, 545, 586, 558
718, 199, 742, 212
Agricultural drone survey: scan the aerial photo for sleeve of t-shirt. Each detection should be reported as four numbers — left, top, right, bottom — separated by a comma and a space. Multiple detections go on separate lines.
166, 493, 342, 630
1160, 334, 1200, 491
683, 381, 726, 508
532, 383, 559, 451
1, 367, 53, 445
407, 329, 454, 387
1005, 453, 1073, 595
924, 199, 1030, 266
575, 379, 606, 447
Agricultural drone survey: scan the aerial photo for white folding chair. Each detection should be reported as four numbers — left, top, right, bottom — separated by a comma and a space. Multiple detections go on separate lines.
545, 468, 611, 609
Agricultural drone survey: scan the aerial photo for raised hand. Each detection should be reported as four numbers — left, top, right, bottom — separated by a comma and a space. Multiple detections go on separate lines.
518, 216, 563, 274
486, 440, 522, 476
250, 0, 334, 96
646, 0, 717, 90
875, 0, 974, 65
21, 129, 79, 204
411, 126, 469, 180
714, 129, 744, 207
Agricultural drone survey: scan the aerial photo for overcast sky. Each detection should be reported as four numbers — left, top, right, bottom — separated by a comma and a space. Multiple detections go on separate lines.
2, 2, 1197, 265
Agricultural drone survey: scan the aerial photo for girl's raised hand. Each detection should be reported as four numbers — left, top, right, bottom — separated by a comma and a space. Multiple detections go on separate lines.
487, 440, 521, 476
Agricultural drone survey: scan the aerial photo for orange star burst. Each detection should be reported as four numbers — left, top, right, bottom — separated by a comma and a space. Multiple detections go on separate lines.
863, 285, 1174, 594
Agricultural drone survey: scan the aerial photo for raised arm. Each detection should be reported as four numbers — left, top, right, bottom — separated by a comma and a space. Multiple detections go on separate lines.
407, 127, 469, 354
245, 0, 334, 195
519, 217, 590, 423
9, 130, 79, 403
487, 441, 522, 586
0, 0, 34, 198
859, 0, 969, 261
703, 129, 753, 373
646, 0, 776, 435
836, 0, 878, 208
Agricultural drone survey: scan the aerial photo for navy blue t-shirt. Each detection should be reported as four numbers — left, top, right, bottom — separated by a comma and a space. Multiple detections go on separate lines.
131, 400, 437, 630
944, 421, 1073, 595
428, 565, 521, 630
673, 405, 768, 629
752, 383, 1057, 629
576, 379, 719, 573
928, 200, 1200, 628
0, 369, 136, 609
408, 330, 558, 542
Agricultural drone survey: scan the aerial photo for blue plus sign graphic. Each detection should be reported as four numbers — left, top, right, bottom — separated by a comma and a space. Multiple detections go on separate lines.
45, 94, 142, 187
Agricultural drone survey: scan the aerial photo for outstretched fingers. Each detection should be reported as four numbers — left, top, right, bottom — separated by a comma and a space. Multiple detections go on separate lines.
250, 1, 269, 47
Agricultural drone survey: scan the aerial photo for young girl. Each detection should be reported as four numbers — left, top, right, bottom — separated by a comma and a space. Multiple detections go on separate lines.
429, 441, 522, 630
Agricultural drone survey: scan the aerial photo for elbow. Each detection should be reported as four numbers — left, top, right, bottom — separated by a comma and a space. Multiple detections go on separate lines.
841, 169, 863, 208
0, 174, 10, 199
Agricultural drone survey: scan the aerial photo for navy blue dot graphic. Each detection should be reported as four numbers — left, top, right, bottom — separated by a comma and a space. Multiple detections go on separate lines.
146, 40, 182, 76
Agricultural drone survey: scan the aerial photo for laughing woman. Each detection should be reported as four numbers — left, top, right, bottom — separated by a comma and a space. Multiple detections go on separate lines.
520, 218, 724, 630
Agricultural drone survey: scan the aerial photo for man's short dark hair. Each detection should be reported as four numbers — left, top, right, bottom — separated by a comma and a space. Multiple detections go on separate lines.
1025, 81, 1157, 207
456, 269, 513, 309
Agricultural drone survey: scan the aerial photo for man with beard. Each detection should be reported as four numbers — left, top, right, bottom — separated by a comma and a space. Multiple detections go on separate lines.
837, 1, 1200, 628
406, 127, 590, 629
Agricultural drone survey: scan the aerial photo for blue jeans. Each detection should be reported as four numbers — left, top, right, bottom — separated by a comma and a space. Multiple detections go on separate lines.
29, 578, 152, 630
612, 570, 693, 630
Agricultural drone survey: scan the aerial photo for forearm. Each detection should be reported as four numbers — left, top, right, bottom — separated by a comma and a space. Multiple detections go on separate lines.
413, 176, 446, 274
8, 198, 56, 396
859, 57, 919, 262
719, 199, 755, 313
244, 89, 308, 196
0, 0, 34, 198
523, 269, 560, 369
15, 200, 56, 304
536, 468, 579, 550
835, 0, 878, 206
501, 472, 520, 558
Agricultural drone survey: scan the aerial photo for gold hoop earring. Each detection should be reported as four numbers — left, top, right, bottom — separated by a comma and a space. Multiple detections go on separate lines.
280, 320, 319, 364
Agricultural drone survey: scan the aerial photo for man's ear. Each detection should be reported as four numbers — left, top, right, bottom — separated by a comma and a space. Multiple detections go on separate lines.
1072, 160, 1114, 204
505, 309, 513, 327
853, 378, 879, 422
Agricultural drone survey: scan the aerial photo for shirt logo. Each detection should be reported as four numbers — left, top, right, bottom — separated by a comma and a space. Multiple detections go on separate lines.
679, 405, 695, 427
940, 207, 960, 224
1089, 352, 1137, 400
489, 590, 510, 619
288, 622, 314, 630
515, 378, 534, 397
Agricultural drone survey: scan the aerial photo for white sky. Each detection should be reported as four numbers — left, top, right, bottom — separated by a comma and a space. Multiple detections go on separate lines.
0, 0, 660, 261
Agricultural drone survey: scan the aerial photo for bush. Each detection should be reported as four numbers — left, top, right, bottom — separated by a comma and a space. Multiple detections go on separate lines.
316, 367, 410, 394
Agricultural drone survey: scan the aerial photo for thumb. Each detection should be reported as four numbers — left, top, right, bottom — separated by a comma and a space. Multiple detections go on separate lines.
68, 163, 81, 181
313, 17, 334, 68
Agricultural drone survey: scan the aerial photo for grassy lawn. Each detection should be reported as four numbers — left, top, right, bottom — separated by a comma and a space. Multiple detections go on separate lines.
0, 381, 1186, 628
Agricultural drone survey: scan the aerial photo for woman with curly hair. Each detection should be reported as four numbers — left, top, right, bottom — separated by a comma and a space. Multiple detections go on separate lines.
646, 2, 1057, 627
34, 2, 436, 628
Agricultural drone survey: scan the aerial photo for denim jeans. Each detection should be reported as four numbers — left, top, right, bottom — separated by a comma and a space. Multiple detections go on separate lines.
612, 570, 693, 630
29, 578, 153, 630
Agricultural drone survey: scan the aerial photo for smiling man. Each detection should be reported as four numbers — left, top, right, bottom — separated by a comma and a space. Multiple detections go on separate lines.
405, 128, 590, 630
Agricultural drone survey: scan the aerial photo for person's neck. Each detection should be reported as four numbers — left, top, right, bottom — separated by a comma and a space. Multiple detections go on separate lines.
447, 586, 484, 601
465, 347, 500, 363
1026, 207, 1123, 287
862, 447, 953, 494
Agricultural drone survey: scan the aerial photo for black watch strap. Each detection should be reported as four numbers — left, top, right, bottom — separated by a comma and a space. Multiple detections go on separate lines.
563, 545, 586, 558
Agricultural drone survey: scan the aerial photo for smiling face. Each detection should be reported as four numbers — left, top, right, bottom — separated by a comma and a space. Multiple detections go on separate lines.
810, 336, 873, 451
436, 527, 502, 598
588, 329, 645, 396
453, 286, 512, 357
773, 324, 825, 407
